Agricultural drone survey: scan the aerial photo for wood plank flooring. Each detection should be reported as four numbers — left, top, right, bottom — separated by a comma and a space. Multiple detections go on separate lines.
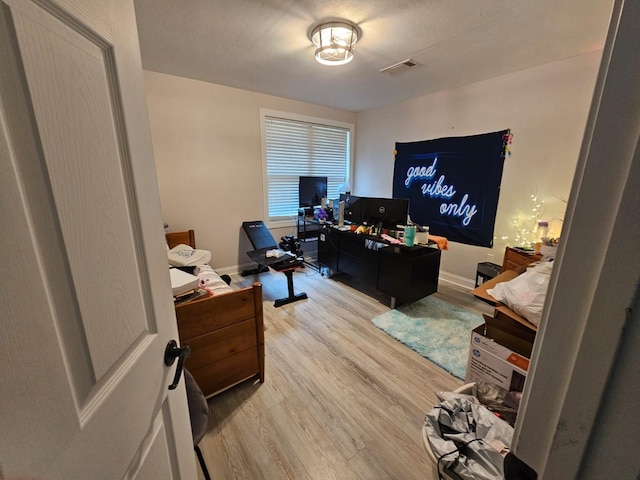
196, 266, 493, 480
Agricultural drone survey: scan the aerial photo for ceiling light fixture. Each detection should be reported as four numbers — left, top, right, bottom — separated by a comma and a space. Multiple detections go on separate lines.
310, 21, 361, 66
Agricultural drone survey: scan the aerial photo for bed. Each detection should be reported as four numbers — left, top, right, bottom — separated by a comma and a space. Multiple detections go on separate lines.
166, 229, 196, 250
166, 230, 265, 397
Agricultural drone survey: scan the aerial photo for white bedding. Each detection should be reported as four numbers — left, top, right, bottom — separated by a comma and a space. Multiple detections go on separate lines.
168, 242, 233, 296
194, 264, 233, 295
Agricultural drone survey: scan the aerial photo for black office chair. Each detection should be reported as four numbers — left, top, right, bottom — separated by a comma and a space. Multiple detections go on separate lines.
184, 369, 212, 480
241, 220, 308, 307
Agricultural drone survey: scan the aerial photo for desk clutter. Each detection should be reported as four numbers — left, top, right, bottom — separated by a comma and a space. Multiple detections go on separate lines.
309, 218, 451, 250
329, 222, 449, 251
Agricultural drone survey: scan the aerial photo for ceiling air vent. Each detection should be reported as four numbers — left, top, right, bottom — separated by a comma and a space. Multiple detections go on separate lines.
379, 58, 417, 75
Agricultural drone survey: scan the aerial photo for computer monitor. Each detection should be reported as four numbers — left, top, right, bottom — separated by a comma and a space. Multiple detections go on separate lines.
339, 193, 362, 224
361, 197, 409, 230
299, 176, 328, 208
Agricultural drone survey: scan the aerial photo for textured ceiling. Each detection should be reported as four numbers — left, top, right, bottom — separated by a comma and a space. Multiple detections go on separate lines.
134, 0, 614, 112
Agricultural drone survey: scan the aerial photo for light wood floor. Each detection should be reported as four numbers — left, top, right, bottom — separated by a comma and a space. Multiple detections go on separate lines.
196, 266, 493, 480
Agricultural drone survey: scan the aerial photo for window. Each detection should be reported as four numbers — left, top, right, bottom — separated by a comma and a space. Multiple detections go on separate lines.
261, 110, 353, 223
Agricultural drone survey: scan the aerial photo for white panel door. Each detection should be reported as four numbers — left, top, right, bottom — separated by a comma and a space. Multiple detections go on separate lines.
0, 0, 196, 478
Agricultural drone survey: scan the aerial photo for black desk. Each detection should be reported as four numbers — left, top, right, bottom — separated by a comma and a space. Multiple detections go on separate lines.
318, 226, 441, 307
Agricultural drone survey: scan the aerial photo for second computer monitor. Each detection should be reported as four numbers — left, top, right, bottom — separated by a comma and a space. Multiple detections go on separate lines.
339, 193, 362, 224
361, 197, 409, 230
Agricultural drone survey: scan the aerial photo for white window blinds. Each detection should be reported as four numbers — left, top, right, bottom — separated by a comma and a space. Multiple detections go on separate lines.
264, 115, 351, 221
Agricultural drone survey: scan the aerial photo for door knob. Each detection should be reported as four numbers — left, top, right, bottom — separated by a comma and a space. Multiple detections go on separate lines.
164, 340, 191, 390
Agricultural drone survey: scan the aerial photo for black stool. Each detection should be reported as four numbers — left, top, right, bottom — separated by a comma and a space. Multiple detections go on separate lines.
271, 261, 308, 307
475, 262, 501, 287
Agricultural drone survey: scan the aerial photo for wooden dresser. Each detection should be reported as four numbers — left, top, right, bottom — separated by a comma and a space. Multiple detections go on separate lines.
174, 286, 264, 397
502, 246, 543, 272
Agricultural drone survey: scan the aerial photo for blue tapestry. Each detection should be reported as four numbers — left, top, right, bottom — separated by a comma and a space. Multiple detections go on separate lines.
393, 130, 510, 247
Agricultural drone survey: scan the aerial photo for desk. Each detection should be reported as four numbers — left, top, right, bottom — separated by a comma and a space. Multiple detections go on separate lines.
318, 226, 441, 307
296, 217, 323, 241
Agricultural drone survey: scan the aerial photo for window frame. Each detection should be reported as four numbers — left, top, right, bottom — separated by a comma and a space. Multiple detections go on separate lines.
259, 108, 354, 228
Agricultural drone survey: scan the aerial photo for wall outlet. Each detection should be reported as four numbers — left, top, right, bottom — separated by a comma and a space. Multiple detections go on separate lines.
486, 253, 494, 262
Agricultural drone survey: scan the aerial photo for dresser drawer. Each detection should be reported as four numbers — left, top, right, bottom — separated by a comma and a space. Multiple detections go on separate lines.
502, 247, 542, 272
175, 289, 256, 339
173, 281, 264, 398
190, 349, 261, 397
183, 319, 258, 370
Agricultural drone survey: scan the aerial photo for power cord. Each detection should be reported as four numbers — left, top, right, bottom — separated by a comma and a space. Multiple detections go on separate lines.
435, 438, 484, 480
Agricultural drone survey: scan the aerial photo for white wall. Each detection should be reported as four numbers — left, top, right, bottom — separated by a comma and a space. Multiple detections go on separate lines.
354, 52, 602, 285
145, 52, 601, 280
144, 71, 356, 273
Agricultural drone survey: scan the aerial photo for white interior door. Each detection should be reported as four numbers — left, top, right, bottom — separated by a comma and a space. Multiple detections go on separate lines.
0, 0, 196, 478
509, 0, 640, 477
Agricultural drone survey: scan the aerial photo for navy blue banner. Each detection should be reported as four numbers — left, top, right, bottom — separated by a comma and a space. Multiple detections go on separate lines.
393, 130, 509, 247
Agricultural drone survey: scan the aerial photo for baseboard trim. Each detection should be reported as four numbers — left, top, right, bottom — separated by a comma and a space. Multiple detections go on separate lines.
439, 270, 476, 290
217, 264, 248, 276
222, 264, 476, 291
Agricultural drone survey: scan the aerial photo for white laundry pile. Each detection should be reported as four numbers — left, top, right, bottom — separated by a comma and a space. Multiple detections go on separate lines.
487, 261, 554, 326
194, 264, 233, 295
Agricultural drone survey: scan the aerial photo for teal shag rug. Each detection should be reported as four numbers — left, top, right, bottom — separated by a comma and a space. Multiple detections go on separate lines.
372, 296, 484, 380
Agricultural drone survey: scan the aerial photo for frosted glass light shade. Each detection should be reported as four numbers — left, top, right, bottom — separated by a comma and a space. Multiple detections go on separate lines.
310, 22, 360, 66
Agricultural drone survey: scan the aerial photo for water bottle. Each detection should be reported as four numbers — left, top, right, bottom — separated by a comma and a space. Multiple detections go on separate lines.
404, 225, 416, 247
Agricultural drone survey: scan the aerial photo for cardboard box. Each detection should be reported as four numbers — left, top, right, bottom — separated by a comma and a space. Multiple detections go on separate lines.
470, 266, 538, 332
466, 264, 540, 391
483, 314, 535, 358
465, 323, 530, 392
465, 265, 540, 393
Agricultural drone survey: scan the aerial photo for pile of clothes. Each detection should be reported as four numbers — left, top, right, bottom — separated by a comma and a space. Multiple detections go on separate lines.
424, 385, 516, 480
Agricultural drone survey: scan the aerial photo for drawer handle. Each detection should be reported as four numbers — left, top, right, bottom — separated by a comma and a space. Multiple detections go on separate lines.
164, 340, 191, 390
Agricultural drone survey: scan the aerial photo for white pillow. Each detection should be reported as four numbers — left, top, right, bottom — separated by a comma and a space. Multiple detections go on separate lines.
169, 268, 199, 296
167, 244, 212, 267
